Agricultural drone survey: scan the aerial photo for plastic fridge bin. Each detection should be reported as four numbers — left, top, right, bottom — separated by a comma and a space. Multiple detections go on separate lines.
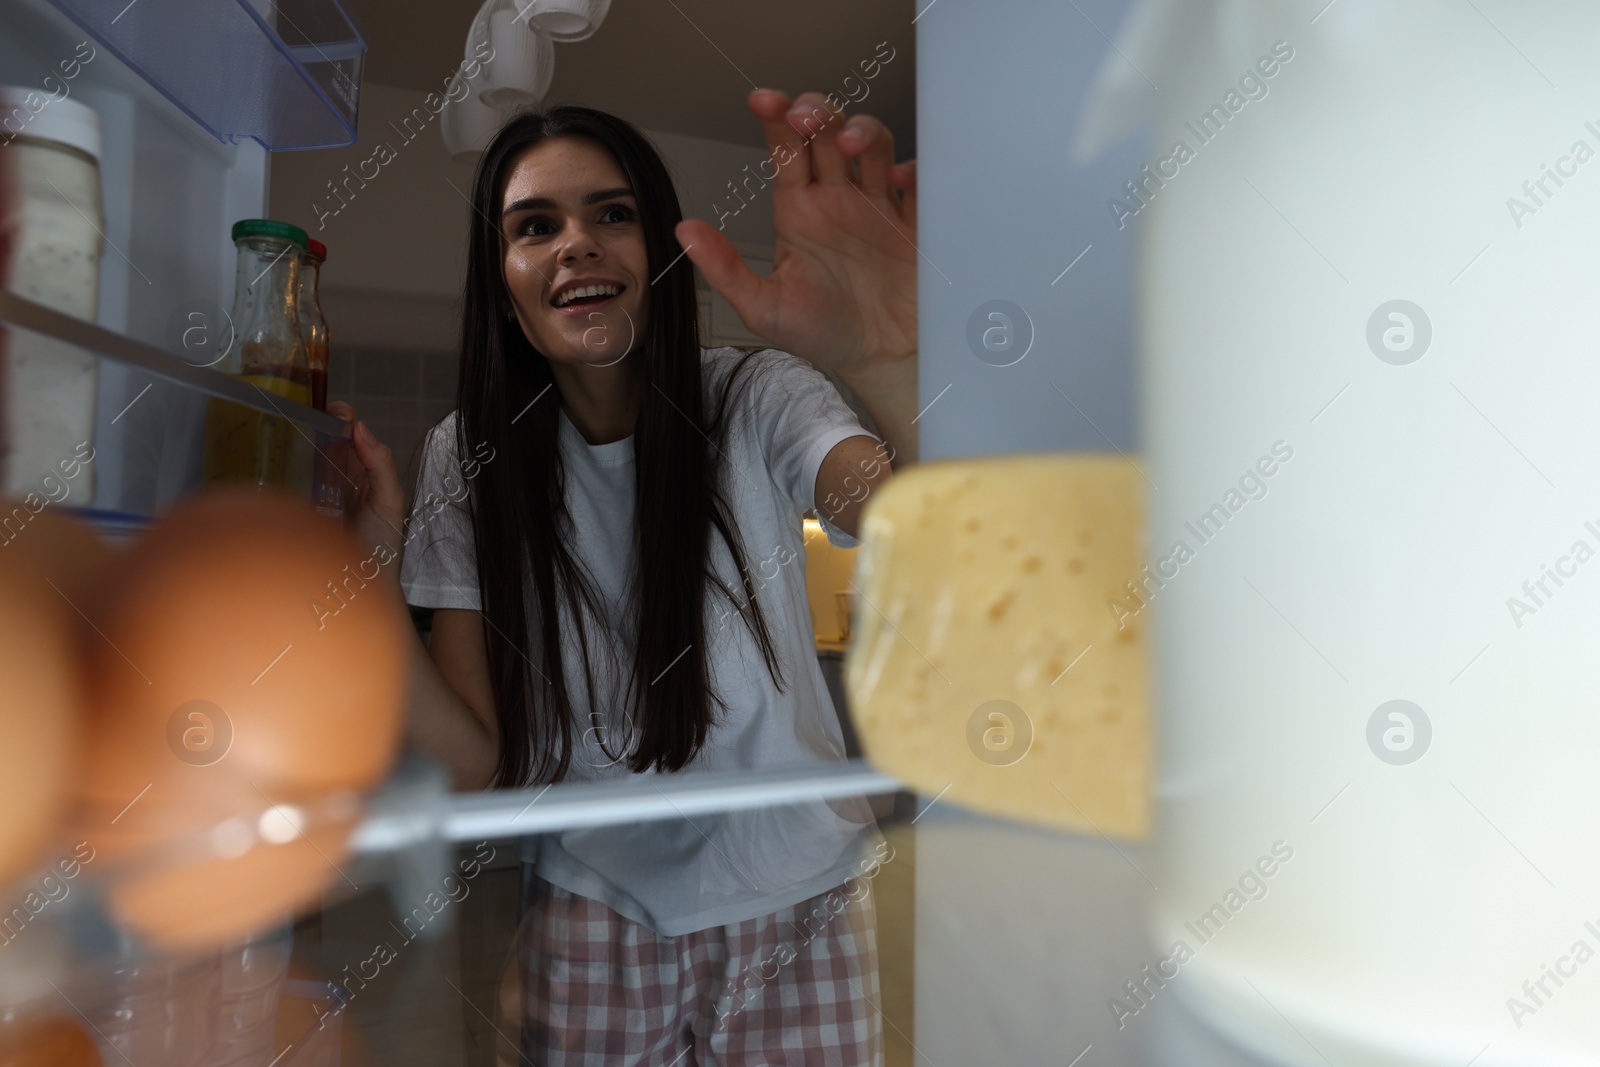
44, 0, 365, 149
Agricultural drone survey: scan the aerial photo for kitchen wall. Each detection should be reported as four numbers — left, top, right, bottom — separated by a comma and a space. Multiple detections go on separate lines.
268, 82, 786, 488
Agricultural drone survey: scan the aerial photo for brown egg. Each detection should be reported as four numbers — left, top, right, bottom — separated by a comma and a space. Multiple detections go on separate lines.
75, 741, 362, 952
83, 487, 410, 795
0, 502, 116, 668
0, 499, 116, 609
75, 739, 352, 865
0, 526, 80, 886
0, 1013, 101, 1066
105, 798, 360, 954
75, 488, 410, 951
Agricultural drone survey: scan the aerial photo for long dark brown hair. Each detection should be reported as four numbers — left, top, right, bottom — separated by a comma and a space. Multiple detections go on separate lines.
441, 106, 787, 788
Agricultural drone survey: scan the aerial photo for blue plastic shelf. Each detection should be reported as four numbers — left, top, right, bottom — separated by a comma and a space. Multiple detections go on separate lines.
46, 0, 365, 150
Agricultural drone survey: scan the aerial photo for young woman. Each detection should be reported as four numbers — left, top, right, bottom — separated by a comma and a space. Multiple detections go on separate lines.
332, 87, 917, 1065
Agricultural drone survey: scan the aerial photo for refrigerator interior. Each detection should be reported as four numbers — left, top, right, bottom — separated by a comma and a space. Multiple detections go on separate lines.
3, 1, 1195, 1064
13, 0, 1569, 1064
1, 0, 267, 517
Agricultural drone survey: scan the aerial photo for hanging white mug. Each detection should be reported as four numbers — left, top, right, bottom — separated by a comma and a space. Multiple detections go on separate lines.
481, 7, 555, 110
515, 0, 611, 43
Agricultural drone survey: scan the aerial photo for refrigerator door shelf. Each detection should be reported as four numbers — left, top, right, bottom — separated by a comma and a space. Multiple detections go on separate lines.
0, 289, 350, 522
0, 290, 351, 440
43, 0, 365, 150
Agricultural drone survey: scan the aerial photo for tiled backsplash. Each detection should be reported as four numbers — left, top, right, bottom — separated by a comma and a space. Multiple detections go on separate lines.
325, 269, 884, 513
329, 281, 759, 503
327, 343, 459, 500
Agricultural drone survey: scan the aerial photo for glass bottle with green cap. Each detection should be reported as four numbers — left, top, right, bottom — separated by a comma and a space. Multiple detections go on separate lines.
201, 218, 313, 490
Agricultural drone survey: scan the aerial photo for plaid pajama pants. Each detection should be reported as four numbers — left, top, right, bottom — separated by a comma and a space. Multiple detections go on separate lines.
517, 876, 883, 1066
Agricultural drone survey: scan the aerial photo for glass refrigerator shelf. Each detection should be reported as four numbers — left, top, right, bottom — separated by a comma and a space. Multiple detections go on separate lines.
43, 0, 366, 150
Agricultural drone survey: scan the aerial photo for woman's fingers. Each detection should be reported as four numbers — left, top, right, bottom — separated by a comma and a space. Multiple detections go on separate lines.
787, 91, 851, 185
748, 88, 811, 190
837, 113, 895, 196
325, 400, 365, 487
890, 159, 918, 225
674, 218, 773, 338
353, 424, 406, 537
326, 402, 406, 545
327, 403, 370, 486
750, 87, 903, 196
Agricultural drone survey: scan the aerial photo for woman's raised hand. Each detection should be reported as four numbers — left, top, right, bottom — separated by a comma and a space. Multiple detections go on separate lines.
674, 88, 918, 386
327, 401, 407, 579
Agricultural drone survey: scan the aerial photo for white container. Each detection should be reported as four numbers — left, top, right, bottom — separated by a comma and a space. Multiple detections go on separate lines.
0, 87, 102, 503
1128, 1, 1600, 1063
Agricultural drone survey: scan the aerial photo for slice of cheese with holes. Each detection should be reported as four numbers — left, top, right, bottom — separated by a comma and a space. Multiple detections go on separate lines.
845, 455, 1150, 840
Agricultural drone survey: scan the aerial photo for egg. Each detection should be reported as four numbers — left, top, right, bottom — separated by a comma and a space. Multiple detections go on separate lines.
0, 1013, 100, 1066
83, 487, 410, 795
0, 500, 116, 608
80, 754, 358, 952
0, 502, 116, 652
75, 487, 411, 950
105, 796, 360, 954
0, 512, 81, 887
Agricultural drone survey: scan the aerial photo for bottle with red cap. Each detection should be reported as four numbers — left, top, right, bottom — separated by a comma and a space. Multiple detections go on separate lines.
298, 238, 346, 517
297, 237, 330, 411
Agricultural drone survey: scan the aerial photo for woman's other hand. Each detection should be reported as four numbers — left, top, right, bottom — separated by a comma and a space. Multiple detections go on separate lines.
675, 88, 918, 384
327, 401, 407, 581
325, 406, 499, 791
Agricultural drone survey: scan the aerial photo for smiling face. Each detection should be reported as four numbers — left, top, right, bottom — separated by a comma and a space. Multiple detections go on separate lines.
499, 136, 648, 367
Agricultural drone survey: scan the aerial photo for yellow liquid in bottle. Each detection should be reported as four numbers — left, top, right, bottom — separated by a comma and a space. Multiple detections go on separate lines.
201, 373, 313, 489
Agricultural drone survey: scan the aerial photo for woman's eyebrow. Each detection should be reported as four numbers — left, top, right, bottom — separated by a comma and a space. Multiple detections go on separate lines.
501, 187, 635, 219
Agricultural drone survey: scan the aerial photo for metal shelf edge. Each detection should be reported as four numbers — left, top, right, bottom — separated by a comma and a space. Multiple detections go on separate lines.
351, 762, 904, 851
0, 290, 352, 438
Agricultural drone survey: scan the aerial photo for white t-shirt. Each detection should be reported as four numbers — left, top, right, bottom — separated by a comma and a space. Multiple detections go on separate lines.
400, 346, 884, 935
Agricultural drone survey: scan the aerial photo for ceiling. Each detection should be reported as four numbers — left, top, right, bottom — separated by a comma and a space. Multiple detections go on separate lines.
341, 0, 918, 157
